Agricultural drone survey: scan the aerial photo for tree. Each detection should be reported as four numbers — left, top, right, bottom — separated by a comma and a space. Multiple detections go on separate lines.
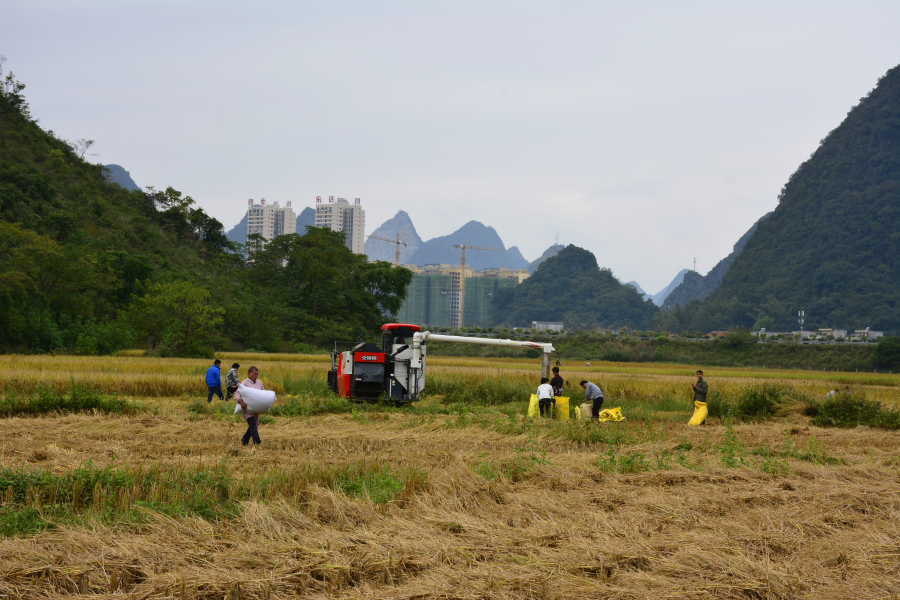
494, 245, 659, 330
0, 56, 30, 118
752, 314, 777, 331
244, 227, 413, 343
130, 281, 224, 357
873, 337, 900, 371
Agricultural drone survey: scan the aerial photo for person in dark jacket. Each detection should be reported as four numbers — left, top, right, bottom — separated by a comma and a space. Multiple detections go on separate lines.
550, 367, 564, 396
224, 362, 240, 400
691, 370, 708, 403
206, 359, 223, 403
580, 380, 604, 421
550, 366, 564, 415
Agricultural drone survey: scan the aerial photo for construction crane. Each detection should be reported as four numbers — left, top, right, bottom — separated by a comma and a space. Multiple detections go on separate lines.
452, 244, 505, 328
366, 234, 408, 265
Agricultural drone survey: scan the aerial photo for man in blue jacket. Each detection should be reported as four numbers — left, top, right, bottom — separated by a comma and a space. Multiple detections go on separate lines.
206, 359, 223, 403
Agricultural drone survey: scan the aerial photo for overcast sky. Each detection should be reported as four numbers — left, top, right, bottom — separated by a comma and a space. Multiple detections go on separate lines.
3, 1, 899, 293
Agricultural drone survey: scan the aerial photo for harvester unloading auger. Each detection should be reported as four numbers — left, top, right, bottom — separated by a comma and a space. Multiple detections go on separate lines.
327, 323, 555, 402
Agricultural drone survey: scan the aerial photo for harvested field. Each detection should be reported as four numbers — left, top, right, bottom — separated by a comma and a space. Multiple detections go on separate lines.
2, 354, 900, 599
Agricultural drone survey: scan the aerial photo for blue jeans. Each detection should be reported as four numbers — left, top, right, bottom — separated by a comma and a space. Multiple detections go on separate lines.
207, 385, 223, 403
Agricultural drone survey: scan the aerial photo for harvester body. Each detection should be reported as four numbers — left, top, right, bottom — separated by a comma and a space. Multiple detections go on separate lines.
327, 323, 552, 403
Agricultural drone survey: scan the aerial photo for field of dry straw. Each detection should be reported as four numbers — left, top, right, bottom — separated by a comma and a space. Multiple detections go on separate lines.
2, 352, 900, 599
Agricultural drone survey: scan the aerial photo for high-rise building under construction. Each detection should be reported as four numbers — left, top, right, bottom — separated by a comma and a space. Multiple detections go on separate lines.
393, 271, 521, 328
314, 197, 366, 254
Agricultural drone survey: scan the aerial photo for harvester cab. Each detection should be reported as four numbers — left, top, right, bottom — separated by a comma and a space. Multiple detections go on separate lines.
327, 323, 553, 403
327, 324, 425, 402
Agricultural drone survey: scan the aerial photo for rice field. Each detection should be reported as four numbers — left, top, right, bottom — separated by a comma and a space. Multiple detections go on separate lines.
2, 352, 900, 598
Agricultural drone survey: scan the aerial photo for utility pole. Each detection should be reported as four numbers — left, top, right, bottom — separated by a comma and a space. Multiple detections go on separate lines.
452, 244, 505, 328
366, 234, 408, 265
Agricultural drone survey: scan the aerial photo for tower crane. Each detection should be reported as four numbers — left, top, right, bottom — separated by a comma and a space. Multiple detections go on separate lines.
366, 234, 408, 265
452, 244, 506, 328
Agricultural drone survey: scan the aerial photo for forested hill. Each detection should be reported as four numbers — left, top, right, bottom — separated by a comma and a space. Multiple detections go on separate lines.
492, 245, 659, 329
667, 64, 900, 334
0, 65, 411, 355
0, 67, 235, 352
662, 212, 772, 310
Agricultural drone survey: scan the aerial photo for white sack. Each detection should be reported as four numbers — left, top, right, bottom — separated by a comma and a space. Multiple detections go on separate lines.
234, 383, 276, 414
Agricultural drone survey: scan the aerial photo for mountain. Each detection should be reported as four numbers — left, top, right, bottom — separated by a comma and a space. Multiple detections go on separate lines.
406, 221, 525, 270
296, 206, 315, 233
225, 206, 315, 246
225, 213, 248, 245
675, 64, 900, 333
492, 245, 659, 329
103, 164, 140, 191
649, 269, 689, 306
662, 212, 772, 310
528, 244, 563, 273
625, 281, 646, 296
364, 210, 423, 263
506, 247, 530, 269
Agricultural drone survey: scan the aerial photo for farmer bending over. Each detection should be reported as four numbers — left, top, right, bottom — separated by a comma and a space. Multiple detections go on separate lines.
537, 377, 554, 418
580, 380, 604, 421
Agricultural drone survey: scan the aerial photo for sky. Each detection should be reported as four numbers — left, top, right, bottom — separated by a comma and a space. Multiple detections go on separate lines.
3, 1, 900, 294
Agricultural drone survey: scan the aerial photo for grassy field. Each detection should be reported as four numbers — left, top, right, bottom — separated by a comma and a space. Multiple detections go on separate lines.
2, 353, 900, 598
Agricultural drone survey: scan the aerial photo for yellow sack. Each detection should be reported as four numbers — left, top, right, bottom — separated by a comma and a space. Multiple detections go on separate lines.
553, 397, 570, 420
688, 400, 708, 426
597, 407, 625, 422
527, 394, 539, 417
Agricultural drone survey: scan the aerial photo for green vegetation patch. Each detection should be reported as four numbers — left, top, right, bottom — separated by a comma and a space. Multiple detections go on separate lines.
473, 435, 551, 482
0, 384, 146, 417
0, 462, 236, 536
336, 468, 405, 505
805, 392, 900, 430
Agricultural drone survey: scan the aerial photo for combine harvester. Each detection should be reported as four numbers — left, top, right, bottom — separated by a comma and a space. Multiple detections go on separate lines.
327, 323, 554, 403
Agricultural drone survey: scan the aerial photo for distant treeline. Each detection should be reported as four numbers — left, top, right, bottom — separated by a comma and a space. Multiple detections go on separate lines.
425, 331, 899, 372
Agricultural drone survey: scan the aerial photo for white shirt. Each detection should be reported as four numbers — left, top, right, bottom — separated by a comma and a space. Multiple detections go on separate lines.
537, 383, 554, 400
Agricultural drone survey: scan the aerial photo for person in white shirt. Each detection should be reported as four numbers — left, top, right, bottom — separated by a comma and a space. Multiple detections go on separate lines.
537, 377, 555, 418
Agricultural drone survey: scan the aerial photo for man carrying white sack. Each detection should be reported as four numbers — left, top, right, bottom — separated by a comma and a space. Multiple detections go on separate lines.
234, 366, 265, 446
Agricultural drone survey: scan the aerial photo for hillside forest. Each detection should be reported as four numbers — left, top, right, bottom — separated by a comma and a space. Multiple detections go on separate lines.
660, 64, 900, 335
0, 63, 411, 356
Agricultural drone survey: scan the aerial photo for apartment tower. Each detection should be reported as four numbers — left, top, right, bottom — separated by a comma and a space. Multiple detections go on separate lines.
314, 196, 366, 254
246, 199, 297, 241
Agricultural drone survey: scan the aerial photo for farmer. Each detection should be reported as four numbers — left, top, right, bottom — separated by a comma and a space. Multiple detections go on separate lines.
537, 377, 554, 418
206, 359, 223, 403
580, 380, 604, 421
550, 366, 564, 413
224, 362, 240, 400
234, 366, 264, 446
691, 370, 708, 404
556, 356, 562, 367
